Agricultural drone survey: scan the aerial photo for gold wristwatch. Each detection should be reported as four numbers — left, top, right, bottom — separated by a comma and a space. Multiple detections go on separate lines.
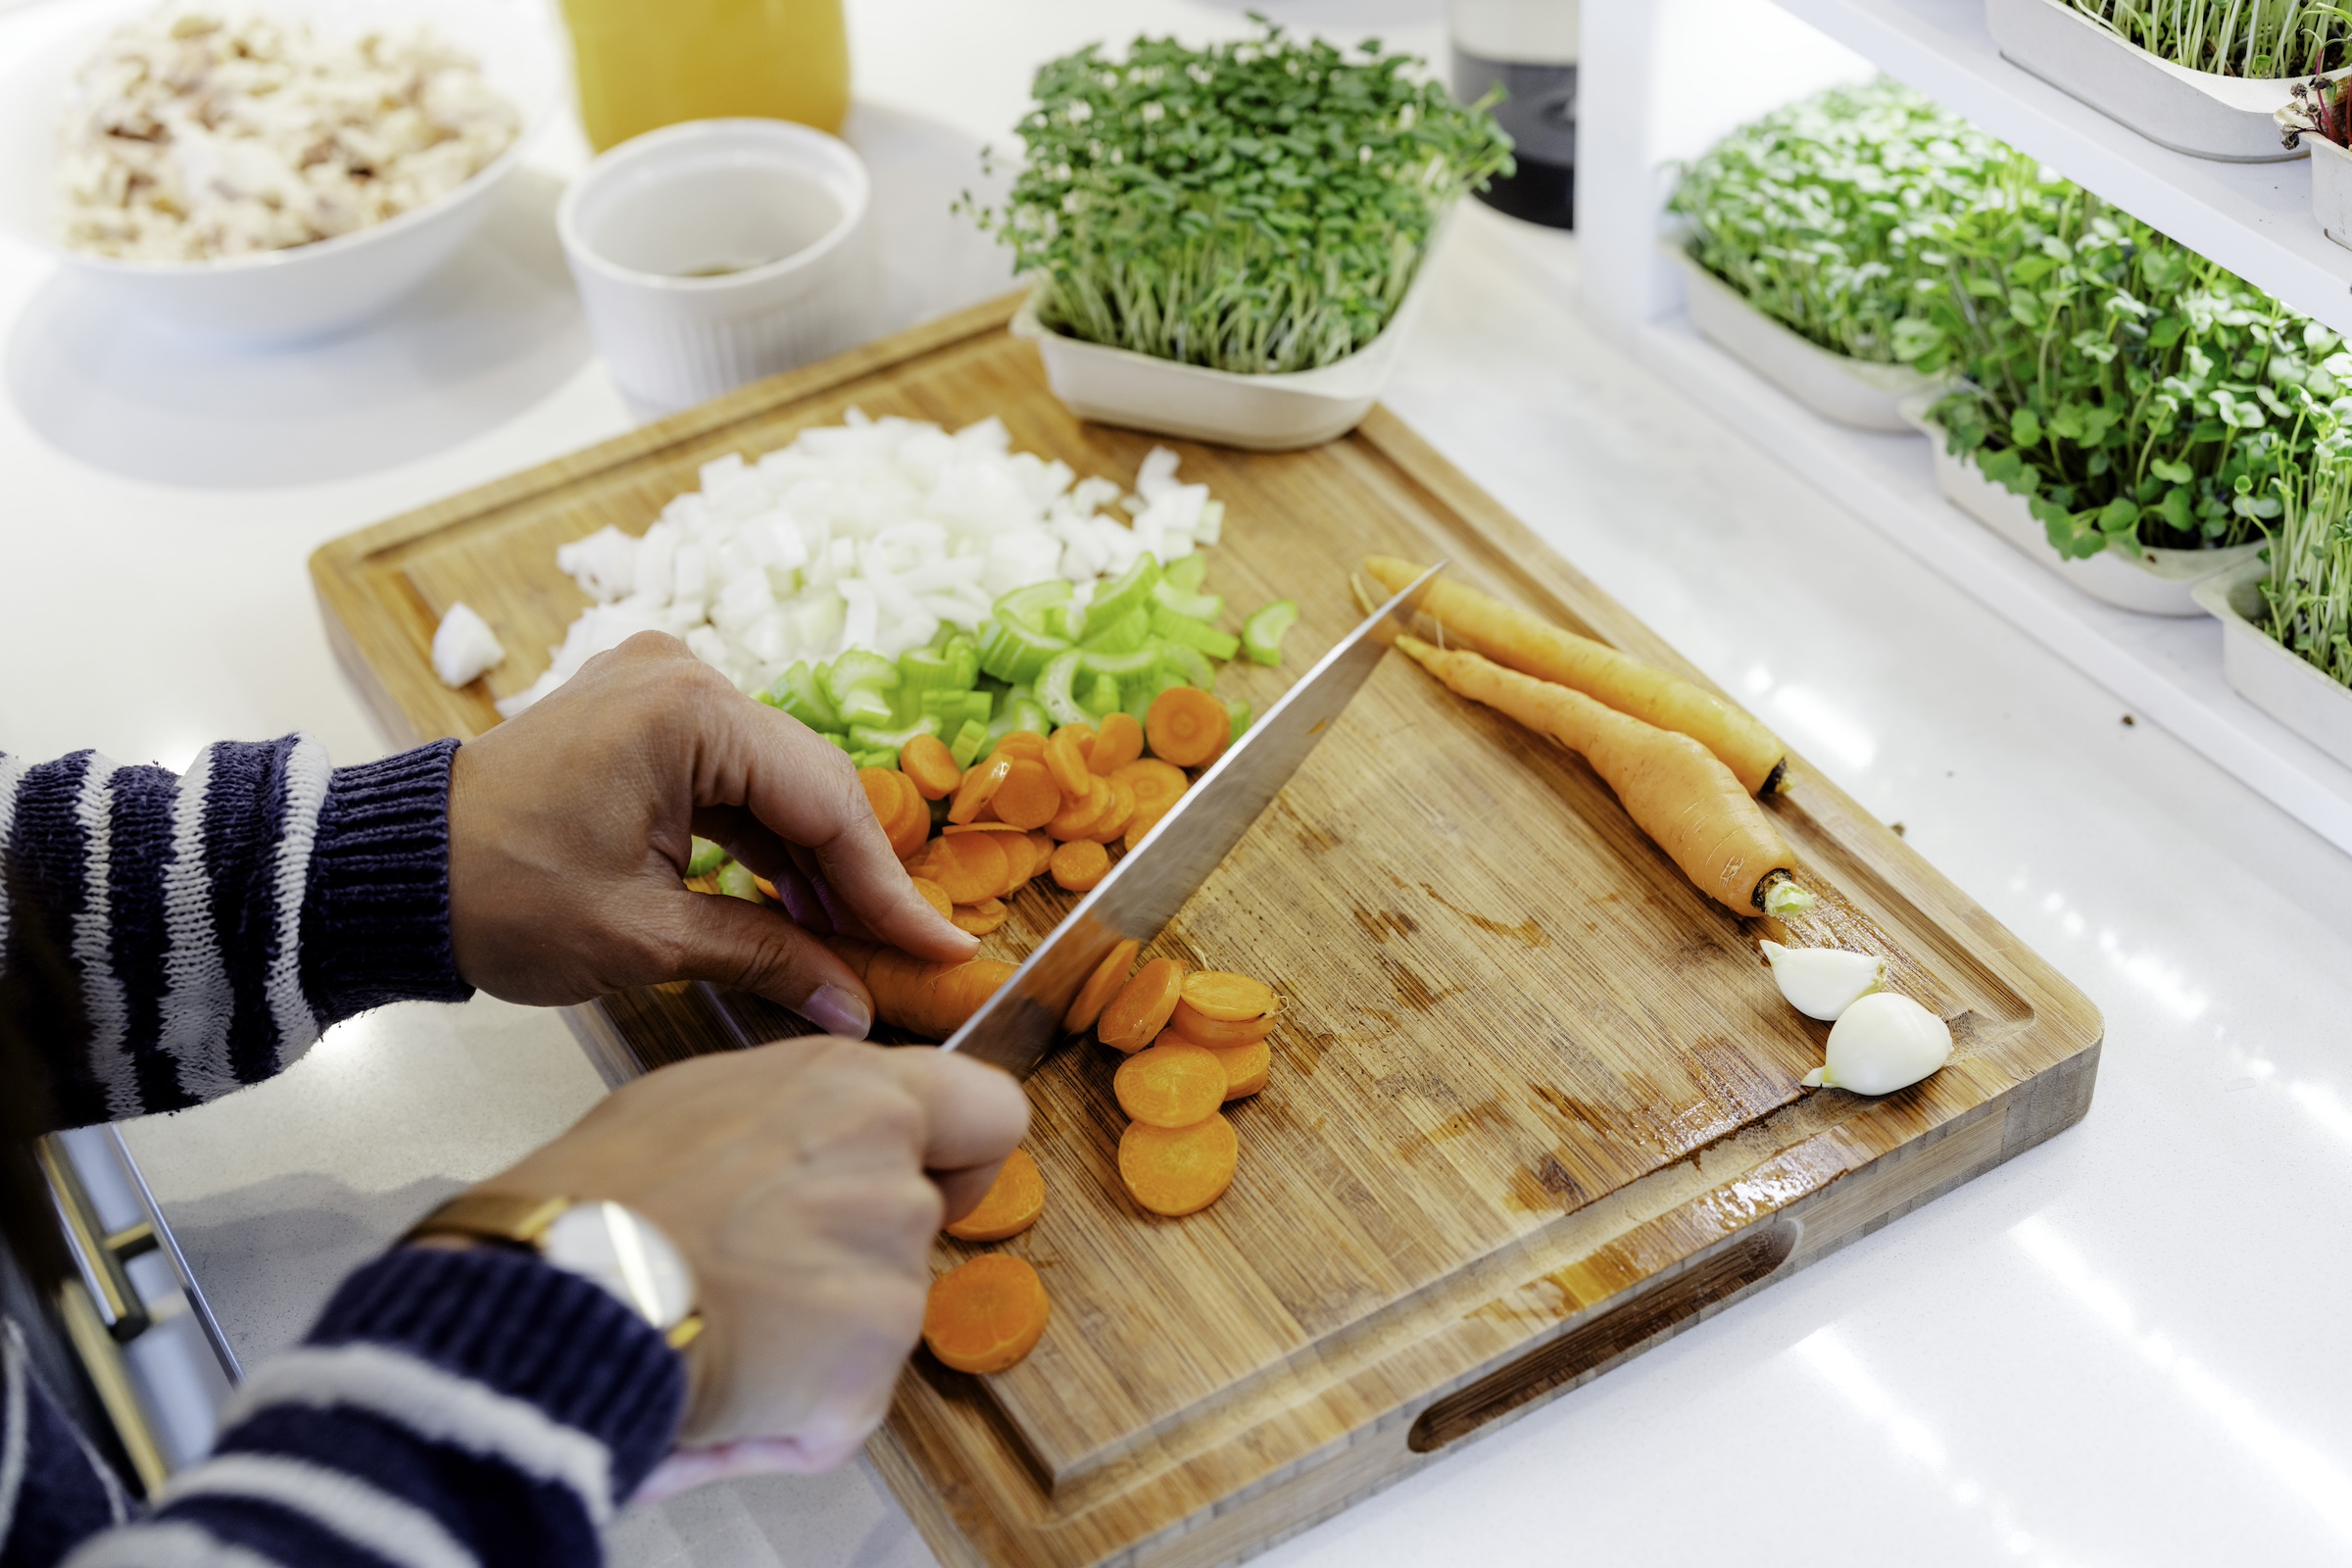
402, 1193, 704, 1352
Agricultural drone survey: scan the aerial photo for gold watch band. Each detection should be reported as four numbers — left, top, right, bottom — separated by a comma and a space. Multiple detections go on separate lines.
403, 1193, 706, 1352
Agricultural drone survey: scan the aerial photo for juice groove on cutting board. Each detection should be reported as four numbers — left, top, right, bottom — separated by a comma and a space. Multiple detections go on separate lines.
313, 295, 2102, 1568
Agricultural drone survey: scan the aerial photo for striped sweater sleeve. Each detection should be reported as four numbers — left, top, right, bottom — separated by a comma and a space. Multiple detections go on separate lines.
0, 738, 473, 1130
55, 1248, 686, 1568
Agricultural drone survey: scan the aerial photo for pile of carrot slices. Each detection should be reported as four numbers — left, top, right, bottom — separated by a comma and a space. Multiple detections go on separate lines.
802, 689, 1224, 1040
920, 954, 1282, 1377
1075, 947, 1279, 1217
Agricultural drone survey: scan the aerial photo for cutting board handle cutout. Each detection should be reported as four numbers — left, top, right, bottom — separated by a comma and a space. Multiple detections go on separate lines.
1408, 1220, 1799, 1452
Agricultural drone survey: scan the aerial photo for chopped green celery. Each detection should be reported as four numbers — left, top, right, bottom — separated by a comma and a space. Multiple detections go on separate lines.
1036, 649, 1092, 727
1241, 600, 1298, 666
995, 579, 1074, 630
1080, 606, 1152, 656
978, 615, 1070, 684
824, 650, 901, 725
1150, 579, 1224, 622
948, 718, 988, 768
898, 645, 967, 697
1043, 600, 1090, 642
919, 689, 993, 728
1005, 698, 1049, 735
686, 836, 727, 878
1077, 644, 1159, 677
766, 662, 844, 732
818, 731, 852, 752
944, 635, 980, 691
850, 748, 901, 769
1152, 608, 1242, 662
716, 860, 761, 902
1082, 672, 1121, 717
850, 716, 942, 752
1152, 640, 1217, 689
985, 684, 1034, 739
1082, 556, 1162, 638
1226, 698, 1253, 744
1163, 554, 1208, 593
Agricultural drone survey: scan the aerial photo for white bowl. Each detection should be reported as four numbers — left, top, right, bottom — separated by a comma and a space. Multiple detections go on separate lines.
1009, 212, 1454, 451
1663, 243, 1943, 433
2194, 559, 2352, 770
557, 119, 874, 415
1984, 0, 2336, 163
0, 0, 559, 342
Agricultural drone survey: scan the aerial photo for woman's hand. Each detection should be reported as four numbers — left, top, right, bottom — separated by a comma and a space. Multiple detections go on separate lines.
463, 1034, 1028, 1466
446, 632, 976, 1037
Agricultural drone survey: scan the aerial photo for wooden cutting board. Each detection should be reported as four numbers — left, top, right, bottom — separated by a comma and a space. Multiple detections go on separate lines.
312, 295, 2102, 1568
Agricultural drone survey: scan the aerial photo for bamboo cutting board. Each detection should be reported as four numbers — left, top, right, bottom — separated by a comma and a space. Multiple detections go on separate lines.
312, 296, 2101, 1568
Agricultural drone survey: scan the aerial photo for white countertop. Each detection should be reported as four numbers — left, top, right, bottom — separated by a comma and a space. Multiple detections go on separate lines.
6, 1, 2351, 1564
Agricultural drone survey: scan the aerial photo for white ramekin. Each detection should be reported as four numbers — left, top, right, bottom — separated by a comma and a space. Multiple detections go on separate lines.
557, 120, 873, 414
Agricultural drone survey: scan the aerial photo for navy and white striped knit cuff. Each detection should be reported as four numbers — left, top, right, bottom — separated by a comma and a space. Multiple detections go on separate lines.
117, 1249, 690, 1568
300, 740, 473, 1024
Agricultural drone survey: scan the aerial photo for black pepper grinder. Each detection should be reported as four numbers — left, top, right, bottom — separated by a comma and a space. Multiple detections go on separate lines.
1449, 0, 1579, 228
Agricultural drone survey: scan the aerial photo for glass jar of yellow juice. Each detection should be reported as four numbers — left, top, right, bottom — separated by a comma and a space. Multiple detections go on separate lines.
560, 0, 850, 154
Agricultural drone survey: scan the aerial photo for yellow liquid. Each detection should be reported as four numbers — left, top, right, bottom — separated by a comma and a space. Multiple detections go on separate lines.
560, 0, 850, 154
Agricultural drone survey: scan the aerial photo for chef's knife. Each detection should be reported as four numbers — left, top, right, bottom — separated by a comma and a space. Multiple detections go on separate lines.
941, 562, 1445, 1079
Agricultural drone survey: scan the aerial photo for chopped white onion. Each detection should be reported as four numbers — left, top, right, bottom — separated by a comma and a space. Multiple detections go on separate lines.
431, 602, 505, 689
497, 415, 1212, 718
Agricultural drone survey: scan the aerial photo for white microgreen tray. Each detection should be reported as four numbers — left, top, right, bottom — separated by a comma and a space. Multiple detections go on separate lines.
2193, 558, 2352, 770
1984, 0, 2333, 163
1663, 244, 1941, 433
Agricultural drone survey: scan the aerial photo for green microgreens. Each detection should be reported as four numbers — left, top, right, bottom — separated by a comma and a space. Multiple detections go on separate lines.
959, 20, 1513, 374
1904, 176, 2343, 560
2258, 414, 2352, 686
2065, 0, 2352, 78
1669, 79, 2015, 366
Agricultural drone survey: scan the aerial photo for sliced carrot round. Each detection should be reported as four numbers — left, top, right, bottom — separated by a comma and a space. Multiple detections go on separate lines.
929, 832, 1012, 905
1098, 956, 1188, 1053
1123, 808, 1167, 853
923, 1253, 1049, 1373
990, 731, 1048, 762
1064, 939, 1140, 1034
1207, 1038, 1270, 1100
1046, 725, 1095, 797
859, 766, 904, 831
953, 898, 1009, 937
992, 759, 1062, 831
943, 821, 1029, 834
1088, 778, 1138, 845
887, 771, 932, 859
1168, 1000, 1279, 1048
1110, 759, 1188, 815
1118, 1114, 1238, 1216
1025, 831, 1056, 881
1089, 711, 1145, 775
1048, 776, 1112, 841
1050, 839, 1110, 892
943, 1149, 1045, 1242
902, 735, 962, 801
1179, 971, 1276, 1022
948, 755, 1014, 825
1146, 687, 1230, 768
908, 876, 954, 921
1113, 1042, 1229, 1128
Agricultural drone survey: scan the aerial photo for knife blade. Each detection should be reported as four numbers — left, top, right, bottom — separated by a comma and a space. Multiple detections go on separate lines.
940, 562, 1446, 1078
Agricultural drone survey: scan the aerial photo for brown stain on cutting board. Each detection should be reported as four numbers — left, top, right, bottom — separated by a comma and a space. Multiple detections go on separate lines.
1377, 954, 1461, 1011
1420, 882, 1550, 948
1391, 1097, 1514, 1162
311, 294, 2102, 1568
1350, 906, 1418, 943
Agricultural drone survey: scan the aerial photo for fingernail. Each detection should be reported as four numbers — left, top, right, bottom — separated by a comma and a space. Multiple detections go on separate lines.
805, 984, 871, 1040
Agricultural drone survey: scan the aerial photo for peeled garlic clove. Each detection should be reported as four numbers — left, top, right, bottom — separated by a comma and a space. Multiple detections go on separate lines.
1805, 992, 1952, 1095
1759, 940, 1886, 1021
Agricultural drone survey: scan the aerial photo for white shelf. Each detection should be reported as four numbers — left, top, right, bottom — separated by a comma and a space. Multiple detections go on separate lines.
1763, 0, 2352, 339
1644, 310, 2352, 857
